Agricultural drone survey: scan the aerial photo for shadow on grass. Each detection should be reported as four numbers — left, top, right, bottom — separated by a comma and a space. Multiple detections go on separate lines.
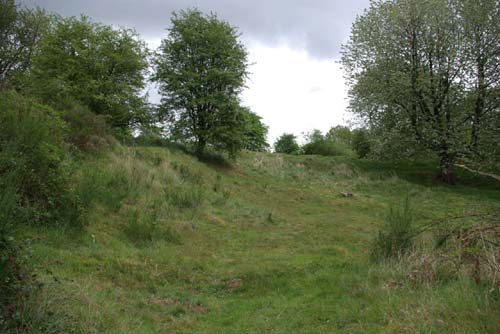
133, 137, 234, 169
351, 158, 500, 201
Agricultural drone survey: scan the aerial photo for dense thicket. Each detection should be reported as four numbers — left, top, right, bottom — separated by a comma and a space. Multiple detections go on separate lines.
26, 16, 149, 132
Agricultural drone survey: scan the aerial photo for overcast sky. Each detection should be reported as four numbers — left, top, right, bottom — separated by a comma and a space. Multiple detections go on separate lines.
19, 0, 370, 144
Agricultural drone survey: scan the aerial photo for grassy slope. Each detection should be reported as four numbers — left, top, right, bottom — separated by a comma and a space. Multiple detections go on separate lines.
23, 145, 500, 333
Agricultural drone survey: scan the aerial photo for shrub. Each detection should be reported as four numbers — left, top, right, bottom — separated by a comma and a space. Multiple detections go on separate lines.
371, 197, 415, 262
274, 133, 300, 154
351, 128, 371, 158
62, 105, 113, 153
302, 140, 353, 157
0, 91, 81, 226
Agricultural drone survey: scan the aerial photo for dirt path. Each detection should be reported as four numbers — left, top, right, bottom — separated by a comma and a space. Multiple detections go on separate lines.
455, 164, 500, 182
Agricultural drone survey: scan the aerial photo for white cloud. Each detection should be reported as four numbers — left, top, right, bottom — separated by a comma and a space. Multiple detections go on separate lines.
145, 39, 351, 146
241, 43, 349, 145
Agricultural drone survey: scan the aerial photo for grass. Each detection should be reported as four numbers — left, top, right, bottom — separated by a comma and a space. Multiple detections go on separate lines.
17, 146, 500, 333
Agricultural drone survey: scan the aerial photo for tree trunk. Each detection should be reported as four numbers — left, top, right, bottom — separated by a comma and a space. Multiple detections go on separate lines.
195, 137, 206, 157
438, 152, 456, 185
471, 59, 485, 152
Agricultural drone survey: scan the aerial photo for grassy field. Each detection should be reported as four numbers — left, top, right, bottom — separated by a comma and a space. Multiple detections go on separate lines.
20, 145, 500, 333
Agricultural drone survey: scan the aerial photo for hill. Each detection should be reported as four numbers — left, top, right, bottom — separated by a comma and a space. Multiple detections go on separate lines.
16, 145, 500, 333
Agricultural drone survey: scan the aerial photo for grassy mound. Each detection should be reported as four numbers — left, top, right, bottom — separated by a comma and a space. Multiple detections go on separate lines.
12, 145, 500, 333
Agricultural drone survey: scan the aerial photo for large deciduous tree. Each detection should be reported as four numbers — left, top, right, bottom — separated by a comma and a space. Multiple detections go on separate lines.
342, 0, 500, 183
28, 16, 149, 130
153, 9, 249, 157
0, 0, 47, 88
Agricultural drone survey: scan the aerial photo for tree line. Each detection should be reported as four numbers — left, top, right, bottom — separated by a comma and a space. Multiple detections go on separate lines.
1, 2, 270, 156
1, 0, 498, 174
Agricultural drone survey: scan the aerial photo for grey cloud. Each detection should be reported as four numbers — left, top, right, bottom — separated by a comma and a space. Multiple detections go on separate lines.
18, 0, 370, 59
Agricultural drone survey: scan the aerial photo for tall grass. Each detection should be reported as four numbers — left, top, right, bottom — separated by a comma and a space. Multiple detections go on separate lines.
371, 196, 416, 262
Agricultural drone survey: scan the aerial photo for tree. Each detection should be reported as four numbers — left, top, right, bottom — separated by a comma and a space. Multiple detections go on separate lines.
274, 133, 300, 154
0, 0, 47, 88
341, 0, 500, 183
326, 126, 352, 146
28, 16, 149, 130
153, 9, 249, 157
302, 129, 353, 156
454, 0, 500, 165
351, 128, 371, 159
242, 108, 269, 152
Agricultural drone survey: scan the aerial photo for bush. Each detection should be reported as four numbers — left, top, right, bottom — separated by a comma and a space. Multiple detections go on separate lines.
371, 197, 415, 262
0, 91, 81, 226
302, 140, 353, 157
274, 133, 300, 154
351, 129, 371, 158
62, 105, 113, 153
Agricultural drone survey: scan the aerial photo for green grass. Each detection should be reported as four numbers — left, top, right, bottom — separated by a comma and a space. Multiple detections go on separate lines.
18, 146, 500, 333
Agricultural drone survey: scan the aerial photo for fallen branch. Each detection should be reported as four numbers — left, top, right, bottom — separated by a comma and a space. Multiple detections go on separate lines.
455, 164, 500, 182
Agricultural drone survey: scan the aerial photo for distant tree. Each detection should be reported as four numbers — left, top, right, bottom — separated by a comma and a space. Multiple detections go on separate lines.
0, 0, 47, 87
274, 133, 300, 154
242, 108, 269, 152
302, 129, 353, 157
326, 126, 352, 146
341, 0, 500, 183
351, 128, 371, 159
27, 16, 149, 130
304, 129, 324, 144
153, 9, 249, 157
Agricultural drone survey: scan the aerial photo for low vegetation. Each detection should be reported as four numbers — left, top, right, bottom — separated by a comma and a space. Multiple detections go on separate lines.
1, 0, 499, 333
1, 139, 499, 333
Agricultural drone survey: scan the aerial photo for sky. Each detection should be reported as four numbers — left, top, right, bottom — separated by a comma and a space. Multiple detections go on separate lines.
19, 0, 371, 144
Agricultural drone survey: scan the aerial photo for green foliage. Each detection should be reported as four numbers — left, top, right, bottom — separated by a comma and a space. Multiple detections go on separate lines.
325, 126, 352, 146
351, 128, 371, 159
27, 15, 149, 130
0, 91, 80, 225
153, 8, 249, 157
274, 133, 300, 154
302, 129, 354, 157
0, 171, 22, 331
62, 105, 113, 153
166, 185, 204, 210
242, 107, 269, 152
124, 209, 181, 246
341, 0, 500, 181
371, 197, 416, 262
0, 91, 82, 332
0, 0, 48, 87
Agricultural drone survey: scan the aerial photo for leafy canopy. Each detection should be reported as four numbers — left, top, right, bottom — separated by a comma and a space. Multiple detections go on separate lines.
0, 0, 47, 86
341, 0, 500, 182
274, 133, 300, 155
153, 9, 249, 157
242, 108, 269, 152
27, 16, 149, 131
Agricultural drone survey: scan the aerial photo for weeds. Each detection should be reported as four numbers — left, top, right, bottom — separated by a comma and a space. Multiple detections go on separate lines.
371, 196, 415, 262
165, 185, 204, 210
124, 210, 181, 246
